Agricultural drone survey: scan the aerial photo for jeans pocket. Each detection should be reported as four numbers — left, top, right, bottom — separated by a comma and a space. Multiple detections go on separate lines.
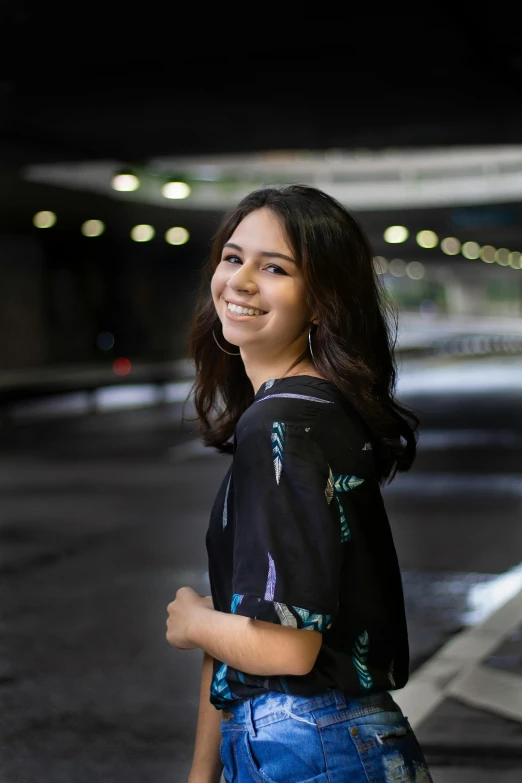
239, 714, 329, 783
349, 714, 433, 783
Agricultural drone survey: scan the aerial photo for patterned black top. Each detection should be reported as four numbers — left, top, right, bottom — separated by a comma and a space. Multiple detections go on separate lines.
205, 375, 409, 710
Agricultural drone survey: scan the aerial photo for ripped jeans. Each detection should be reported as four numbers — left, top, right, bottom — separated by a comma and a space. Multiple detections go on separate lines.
219, 688, 432, 783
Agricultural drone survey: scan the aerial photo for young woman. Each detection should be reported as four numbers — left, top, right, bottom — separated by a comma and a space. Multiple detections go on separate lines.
166, 185, 433, 782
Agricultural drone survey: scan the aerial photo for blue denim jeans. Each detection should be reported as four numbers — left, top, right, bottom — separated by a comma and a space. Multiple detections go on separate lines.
219, 688, 432, 783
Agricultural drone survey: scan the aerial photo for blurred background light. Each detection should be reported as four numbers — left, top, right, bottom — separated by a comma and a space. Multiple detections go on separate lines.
113, 357, 132, 376
416, 230, 438, 248
130, 224, 155, 242
81, 219, 105, 237
112, 173, 140, 192
33, 210, 56, 228
461, 241, 481, 259
96, 331, 115, 350
384, 225, 409, 244
389, 258, 406, 276
441, 237, 461, 255
161, 181, 191, 199
480, 245, 496, 263
495, 248, 510, 266
406, 261, 426, 279
509, 251, 522, 269
165, 226, 190, 245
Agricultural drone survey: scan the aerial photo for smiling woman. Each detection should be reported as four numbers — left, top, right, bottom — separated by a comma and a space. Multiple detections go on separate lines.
179, 185, 431, 783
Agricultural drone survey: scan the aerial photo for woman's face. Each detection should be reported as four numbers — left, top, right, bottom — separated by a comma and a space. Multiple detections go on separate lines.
211, 208, 316, 356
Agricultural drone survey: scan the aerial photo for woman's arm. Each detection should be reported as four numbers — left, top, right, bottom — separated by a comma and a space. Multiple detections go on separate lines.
189, 651, 224, 783
188, 607, 322, 677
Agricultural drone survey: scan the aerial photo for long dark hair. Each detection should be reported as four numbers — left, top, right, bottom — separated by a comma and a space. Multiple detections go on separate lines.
184, 184, 419, 485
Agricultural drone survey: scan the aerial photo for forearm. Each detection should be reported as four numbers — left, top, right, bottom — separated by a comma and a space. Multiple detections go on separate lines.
188, 608, 311, 676
189, 651, 223, 783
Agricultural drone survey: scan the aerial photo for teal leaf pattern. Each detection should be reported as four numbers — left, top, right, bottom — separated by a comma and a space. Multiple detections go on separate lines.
352, 630, 373, 690
209, 593, 244, 707
329, 472, 365, 543
271, 421, 285, 484
292, 605, 332, 632
210, 661, 236, 706
333, 474, 365, 492
335, 495, 351, 542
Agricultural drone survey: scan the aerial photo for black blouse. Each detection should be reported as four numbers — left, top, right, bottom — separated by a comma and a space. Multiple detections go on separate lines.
205, 375, 409, 710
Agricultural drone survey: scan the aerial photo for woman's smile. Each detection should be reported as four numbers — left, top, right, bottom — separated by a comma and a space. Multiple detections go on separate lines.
224, 300, 270, 322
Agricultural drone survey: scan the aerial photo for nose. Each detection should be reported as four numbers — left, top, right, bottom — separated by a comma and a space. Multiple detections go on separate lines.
227, 263, 257, 293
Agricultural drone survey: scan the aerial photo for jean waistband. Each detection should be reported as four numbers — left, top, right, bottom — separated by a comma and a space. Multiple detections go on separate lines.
221, 688, 397, 732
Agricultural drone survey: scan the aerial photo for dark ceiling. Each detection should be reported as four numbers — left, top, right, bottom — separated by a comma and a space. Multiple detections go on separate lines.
3, 6, 522, 260
3, 9, 522, 166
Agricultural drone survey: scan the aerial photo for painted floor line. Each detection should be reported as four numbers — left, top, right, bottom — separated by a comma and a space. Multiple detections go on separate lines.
392, 585, 522, 728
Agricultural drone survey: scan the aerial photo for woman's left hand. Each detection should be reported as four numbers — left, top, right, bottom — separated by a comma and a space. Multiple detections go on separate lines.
166, 586, 214, 650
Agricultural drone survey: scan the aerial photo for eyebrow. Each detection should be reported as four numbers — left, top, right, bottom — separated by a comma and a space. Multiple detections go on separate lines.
223, 242, 297, 265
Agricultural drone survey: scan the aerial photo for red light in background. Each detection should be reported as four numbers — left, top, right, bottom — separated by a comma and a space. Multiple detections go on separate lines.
113, 357, 132, 376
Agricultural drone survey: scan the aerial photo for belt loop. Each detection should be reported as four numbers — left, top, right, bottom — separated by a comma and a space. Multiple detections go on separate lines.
333, 689, 347, 710
245, 697, 257, 738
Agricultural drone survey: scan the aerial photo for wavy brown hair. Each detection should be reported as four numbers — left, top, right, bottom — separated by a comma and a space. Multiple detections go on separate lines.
184, 184, 419, 485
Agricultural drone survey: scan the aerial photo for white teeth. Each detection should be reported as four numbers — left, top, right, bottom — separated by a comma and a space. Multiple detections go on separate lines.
227, 302, 265, 316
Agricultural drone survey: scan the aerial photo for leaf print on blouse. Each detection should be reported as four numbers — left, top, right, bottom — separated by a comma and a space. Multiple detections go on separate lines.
352, 630, 374, 691
209, 593, 245, 708
271, 421, 285, 485
222, 473, 232, 530
325, 466, 364, 543
264, 552, 332, 632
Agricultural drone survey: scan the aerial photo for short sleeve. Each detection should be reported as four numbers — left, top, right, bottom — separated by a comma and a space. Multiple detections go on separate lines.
231, 417, 343, 633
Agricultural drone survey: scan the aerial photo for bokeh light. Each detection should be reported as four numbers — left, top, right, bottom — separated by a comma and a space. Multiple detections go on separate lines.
389, 258, 406, 277
165, 226, 190, 245
406, 261, 426, 279
113, 357, 132, 376
509, 251, 522, 269
81, 219, 105, 237
97, 331, 115, 350
112, 173, 140, 191
480, 245, 496, 263
495, 248, 510, 266
33, 210, 56, 228
441, 237, 461, 255
161, 181, 191, 199
384, 226, 409, 244
130, 224, 155, 242
461, 241, 481, 259
416, 230, 438, 249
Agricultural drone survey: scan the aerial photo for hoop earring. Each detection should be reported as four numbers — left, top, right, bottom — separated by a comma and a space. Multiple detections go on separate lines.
308, 324, 317, 365
212, 328, 241, 355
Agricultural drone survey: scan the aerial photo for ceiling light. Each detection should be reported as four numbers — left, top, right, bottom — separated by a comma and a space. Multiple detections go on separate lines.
165, 226, 189, 245
33, 210, 56, 228
130, 224, 155, 242
112, 173, 140, 192
416, 230, 438, 249
480, 245, 496, 263
81, 219, 105, 237
461, 241, 480, 259
384, 226, 409, 244
162, 181, 191, 199
441, 237, 461, 255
